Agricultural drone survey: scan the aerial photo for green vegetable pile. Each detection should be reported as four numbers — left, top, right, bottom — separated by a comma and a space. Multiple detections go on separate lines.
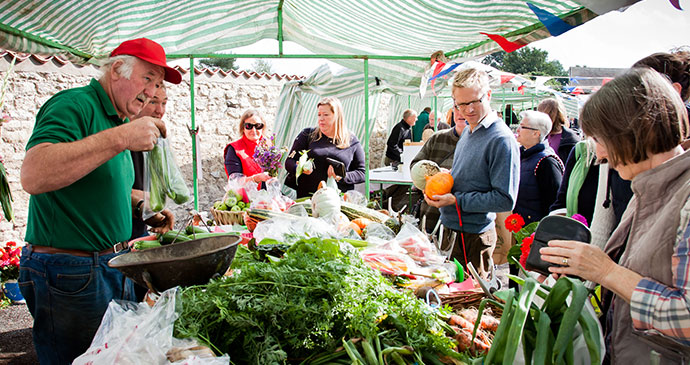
213, 191, 249, 212
174, 237, 461, 364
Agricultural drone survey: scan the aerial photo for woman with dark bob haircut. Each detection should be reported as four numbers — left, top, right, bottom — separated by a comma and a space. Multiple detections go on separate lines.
539, 67, 690, 364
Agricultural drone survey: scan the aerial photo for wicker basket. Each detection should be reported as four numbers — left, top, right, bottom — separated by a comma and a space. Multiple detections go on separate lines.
211, 207, 245, 226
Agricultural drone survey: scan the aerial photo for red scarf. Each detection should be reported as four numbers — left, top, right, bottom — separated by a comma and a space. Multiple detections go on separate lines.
226, 136, 262, 178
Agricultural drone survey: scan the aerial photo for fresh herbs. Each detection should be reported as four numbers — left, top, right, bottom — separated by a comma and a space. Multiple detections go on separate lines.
174, 237, 460, 364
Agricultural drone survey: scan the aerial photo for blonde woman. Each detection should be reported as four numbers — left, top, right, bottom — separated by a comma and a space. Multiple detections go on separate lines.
285, 97, 365, 198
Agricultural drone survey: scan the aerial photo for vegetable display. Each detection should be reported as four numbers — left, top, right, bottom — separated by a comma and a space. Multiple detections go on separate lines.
173, 237, 462, 364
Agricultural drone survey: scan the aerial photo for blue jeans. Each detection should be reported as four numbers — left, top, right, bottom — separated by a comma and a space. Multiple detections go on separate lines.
18, 246, 136, 365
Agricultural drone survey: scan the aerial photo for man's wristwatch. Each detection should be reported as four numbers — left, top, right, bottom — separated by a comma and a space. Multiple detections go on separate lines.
134, 199, 145, 219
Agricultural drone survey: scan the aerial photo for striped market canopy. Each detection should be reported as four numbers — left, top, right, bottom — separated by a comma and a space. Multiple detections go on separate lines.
0, 0, 612, 88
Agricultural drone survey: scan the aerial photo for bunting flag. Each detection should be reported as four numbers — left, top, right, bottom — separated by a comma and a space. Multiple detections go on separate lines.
480, 32, 527, 53
428, 62, 461, 82
500, 74, 515, 84
526, 2, 575, 36
670, 0, 682, 10
517, 85, 525, 95
430, 61, 446, 95
569, 77, 582, 84
602, 77, 613, 85
572, 87, 583, 95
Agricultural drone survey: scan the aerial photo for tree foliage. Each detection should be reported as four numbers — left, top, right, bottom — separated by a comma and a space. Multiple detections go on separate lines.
482, 47, 567, 85
251, 59, 274, 74
199, 57, 238, 71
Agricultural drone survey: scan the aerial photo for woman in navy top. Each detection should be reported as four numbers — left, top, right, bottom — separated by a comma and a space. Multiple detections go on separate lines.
285, 97, 365, 198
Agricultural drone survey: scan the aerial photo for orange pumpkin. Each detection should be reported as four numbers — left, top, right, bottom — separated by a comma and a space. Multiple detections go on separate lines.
425, 172, 454, 198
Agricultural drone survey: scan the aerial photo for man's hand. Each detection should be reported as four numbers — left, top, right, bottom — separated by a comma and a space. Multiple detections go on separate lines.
424, 192, 455, 208
122, 116, 167, 151
251, 172, 271, 183
145, 209, 175, 234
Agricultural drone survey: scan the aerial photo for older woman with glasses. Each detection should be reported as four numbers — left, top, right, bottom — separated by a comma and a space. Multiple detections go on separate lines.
540, 68, 690, 363
223, 109, 271, 183
514, 110, 564, 224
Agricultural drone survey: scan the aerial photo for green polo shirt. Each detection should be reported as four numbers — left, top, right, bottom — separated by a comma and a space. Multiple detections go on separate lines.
25, 79, 134, 251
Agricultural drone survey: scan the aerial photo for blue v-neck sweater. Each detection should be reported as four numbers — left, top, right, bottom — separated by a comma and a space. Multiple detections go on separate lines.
440, 112, 520, 233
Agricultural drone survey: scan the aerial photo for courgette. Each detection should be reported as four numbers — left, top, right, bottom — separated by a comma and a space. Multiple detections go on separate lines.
248, 208, 301, 222
340, 201, 400, 232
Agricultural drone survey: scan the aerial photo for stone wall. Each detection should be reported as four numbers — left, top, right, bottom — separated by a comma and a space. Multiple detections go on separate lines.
0, 55, 390, 242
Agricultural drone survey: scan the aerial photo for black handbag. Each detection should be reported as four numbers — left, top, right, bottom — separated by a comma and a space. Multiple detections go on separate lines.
525, 215, 591, 276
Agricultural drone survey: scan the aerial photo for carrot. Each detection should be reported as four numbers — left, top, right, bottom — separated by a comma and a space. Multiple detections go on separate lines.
454, 328, 474, 352
449, 315, 474, 330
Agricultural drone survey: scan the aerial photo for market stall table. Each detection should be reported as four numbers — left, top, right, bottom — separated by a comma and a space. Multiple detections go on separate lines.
369, 166, 414, 212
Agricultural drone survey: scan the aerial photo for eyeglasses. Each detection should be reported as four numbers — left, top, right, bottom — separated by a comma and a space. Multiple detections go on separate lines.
454, 94, 486, 110
517, 125, 538, 131
244, 123, 264, 130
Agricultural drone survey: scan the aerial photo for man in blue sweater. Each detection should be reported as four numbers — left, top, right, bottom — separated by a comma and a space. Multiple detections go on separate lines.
425, 67, 520, 279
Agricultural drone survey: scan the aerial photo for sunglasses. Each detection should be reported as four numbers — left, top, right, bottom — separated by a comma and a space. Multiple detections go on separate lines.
244, 123, 264, 130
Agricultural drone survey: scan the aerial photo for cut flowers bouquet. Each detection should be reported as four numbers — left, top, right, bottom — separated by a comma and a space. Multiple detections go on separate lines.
253, 134, 288, 177
1, 241, 21, 282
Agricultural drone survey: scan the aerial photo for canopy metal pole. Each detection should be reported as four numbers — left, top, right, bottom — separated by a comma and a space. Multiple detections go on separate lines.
364, 58, 370, 199
277, 0, 284, 55
189, 57, 199, 210
433, 96, 438, 132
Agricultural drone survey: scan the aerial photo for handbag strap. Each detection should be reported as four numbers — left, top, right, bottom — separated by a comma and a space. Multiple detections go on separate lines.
454, 200, 468, 267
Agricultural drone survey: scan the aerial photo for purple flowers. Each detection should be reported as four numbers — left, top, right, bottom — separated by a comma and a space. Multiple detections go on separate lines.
253, 134, 287, 177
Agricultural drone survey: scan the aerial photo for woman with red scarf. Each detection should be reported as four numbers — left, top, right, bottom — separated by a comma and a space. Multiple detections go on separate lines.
223, 109, 271, 183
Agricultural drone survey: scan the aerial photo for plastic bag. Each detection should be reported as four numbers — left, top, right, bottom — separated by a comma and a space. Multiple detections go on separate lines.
363, 223, 396, 245
73, 288, 229, 365
253, 215, 337, 244
247, 178, 294, 211
143, 137, 191, 218
380, 223, 445, 267
359, 248, 418, 277
342, 190, 367, 206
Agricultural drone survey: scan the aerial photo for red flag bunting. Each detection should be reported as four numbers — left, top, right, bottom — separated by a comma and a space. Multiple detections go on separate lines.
430, 62, 446, 96
517, 85, 525, 95
480, 32, 527, 53
500, 74, 515, 84
670, 0, 682, 10
572, 87, 583, 95
602, 77, 613, 85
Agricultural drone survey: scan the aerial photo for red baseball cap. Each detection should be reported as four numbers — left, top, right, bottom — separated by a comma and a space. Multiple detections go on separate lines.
110, 38, 182, 84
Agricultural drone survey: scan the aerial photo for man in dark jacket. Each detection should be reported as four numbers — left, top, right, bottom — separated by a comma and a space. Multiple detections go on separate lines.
384, 109, 416, 165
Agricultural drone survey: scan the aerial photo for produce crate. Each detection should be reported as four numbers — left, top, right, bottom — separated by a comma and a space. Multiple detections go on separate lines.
439, 289, 503, 317
211, 207, 245, 226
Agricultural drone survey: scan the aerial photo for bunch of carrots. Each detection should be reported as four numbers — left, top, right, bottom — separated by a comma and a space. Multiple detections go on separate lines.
448, 308, 500, 356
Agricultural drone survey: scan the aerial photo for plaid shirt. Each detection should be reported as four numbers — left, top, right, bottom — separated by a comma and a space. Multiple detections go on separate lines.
630, 198, 690, 345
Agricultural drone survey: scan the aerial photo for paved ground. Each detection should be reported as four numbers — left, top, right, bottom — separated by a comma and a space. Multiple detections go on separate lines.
0, 303, 37, 365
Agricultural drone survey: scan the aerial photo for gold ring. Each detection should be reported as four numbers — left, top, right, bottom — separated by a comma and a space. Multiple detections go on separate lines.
562, 258, 569, 266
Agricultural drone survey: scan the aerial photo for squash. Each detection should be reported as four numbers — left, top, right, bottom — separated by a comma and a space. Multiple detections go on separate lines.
410, 160, 441, 190
425, 172, 454, 198
312, 180, 341, 218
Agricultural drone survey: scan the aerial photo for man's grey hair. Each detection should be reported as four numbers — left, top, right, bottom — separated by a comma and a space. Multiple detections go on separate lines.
402, 109, 417, 120
99, 55, 137, 80
520, 110, 552, 141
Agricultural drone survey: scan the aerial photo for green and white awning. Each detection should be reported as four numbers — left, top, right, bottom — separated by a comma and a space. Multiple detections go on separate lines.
0, 0, 600, 88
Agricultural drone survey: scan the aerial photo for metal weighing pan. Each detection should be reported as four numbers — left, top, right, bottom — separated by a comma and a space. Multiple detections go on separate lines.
108, 235, 240, 292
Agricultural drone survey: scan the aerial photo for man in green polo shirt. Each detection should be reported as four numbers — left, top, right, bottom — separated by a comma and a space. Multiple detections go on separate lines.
18, 38, 182, 364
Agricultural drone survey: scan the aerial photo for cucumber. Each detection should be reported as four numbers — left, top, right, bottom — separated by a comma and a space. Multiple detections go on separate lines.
159, 230, 191, 244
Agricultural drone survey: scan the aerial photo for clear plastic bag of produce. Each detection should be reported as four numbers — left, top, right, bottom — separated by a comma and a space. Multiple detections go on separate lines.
359, 248, 419, 277
253, 215, 337, 244
342, 190, 367, 206
379, 222, 445, 267
73, 288, 229, 365
247, 178, 294, 212
143, 137, 191, 218
363, 222, 396, 245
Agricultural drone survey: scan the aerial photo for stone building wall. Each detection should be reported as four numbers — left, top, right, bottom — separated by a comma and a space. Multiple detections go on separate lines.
0, 53, 390, 242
